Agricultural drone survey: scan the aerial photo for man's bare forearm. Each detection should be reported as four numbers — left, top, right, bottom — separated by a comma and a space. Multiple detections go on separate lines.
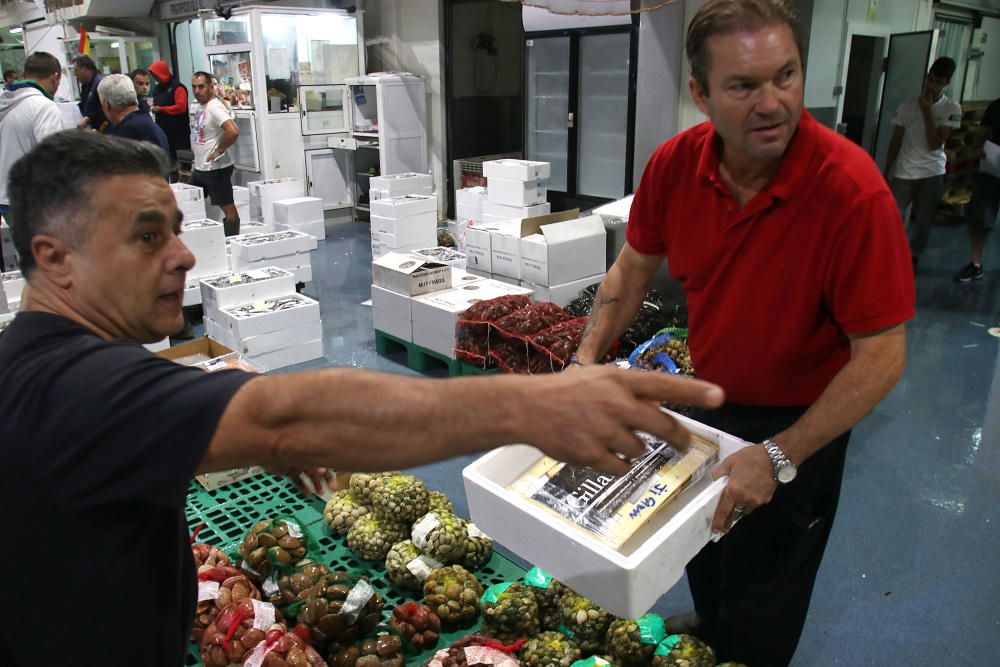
772, 325, 906, 465
922, 110, 944, 150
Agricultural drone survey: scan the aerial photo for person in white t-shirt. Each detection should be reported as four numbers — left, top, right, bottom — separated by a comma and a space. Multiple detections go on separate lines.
189, 71, 240, 236
884, 57, 961, 269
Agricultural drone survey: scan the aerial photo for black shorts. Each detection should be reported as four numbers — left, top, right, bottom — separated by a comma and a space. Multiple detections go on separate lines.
968, 172, 1000, 232
190, 165, 235, 207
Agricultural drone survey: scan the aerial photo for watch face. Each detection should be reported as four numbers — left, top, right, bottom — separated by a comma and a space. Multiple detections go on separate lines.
777, 464, 797, 483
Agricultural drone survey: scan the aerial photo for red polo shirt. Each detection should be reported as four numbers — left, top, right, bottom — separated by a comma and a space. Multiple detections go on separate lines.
626, 111, 914, 406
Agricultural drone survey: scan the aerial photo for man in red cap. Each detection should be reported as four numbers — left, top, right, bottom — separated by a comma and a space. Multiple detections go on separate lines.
148, 60, 190, 180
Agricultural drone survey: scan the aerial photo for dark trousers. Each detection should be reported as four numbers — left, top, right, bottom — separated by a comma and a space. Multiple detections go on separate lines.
686, 404, 850, 667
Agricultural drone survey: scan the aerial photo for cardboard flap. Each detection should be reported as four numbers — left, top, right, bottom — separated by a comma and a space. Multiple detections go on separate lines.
540, 214, 606, 243
372, 251, 446, 275
519, 208, 580, 238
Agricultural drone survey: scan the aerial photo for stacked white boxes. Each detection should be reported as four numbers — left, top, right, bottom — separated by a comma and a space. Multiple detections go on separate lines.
411, 246, 466, 269
180, 219, 228, 306
200, 267, 298, 314
482, 159, 551, 225
370, 252, 453, 342
171, 183, 207, 221
210, 293, 324, 370
273, 196, 326, 240
248, 178, 305, 230
369, 172, 433, 201
370, 194, 438, 258
1, 270, 24, 312
455, 186, 487, 223
232, 186, 251, 224
229, 230, 318, 284
1, 220, 17, 272
518, 214, 607, 306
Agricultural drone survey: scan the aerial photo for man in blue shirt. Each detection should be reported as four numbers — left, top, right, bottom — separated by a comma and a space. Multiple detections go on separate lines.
99, 74, 169, 155
72, 55, 107, 131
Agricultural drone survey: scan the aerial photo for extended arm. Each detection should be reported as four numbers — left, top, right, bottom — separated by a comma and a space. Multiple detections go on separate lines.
710, 323, 906, 531
575, 242, 663, 363
203, 366, 725, 478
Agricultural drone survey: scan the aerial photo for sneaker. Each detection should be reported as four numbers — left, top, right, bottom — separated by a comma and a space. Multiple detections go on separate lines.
954, 262, 984, 282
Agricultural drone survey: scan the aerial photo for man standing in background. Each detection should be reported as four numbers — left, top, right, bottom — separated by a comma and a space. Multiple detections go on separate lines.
148, 60, 190, 179
129, 68, 152, 116
953, 97, 1000, 282
884, 57, 961, 269
190, 71, 240, 236
3, 70, 16, 90
100, 74, 169, 155
72, 55, 107, 132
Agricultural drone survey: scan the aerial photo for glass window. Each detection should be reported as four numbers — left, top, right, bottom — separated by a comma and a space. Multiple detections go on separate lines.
124, 40, 157, 72
203, 15, 251, 46
91, 40, 122, 75
209, 52, 254, 110
261, 12, 359, 113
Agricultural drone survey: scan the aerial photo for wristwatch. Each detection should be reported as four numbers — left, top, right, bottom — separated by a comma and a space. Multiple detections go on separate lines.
762, 438, 797, 484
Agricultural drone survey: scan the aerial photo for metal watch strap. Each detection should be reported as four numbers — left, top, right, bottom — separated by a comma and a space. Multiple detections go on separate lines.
762, 438, 793, 482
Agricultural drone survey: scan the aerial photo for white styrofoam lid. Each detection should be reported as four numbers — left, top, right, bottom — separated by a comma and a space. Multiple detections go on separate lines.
540, 215, 606, 243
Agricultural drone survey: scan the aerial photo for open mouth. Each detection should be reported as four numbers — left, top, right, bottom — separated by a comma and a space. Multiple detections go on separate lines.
158, 288, 184, 304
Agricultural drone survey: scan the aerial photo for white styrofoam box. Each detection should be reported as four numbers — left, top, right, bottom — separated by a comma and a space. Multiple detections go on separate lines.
463, 411, 751, 618
455, 186, 488, 207
229, 230, 317, 263
456, 203, 481, 223
370, 194, 437, 220
143, 337, 171, 353
248, 178, 305, 228
183, 278, 201, 306
370, 214, 437, 241
465, 219, 521, 274
236, 203, 252, 224
483, 159, 551, 182
170, 183, 204, 202
372, 237, 425, 260
370, 172, 434, 196
179, 199, 207, 221
412, 323, 458, 359
218, 294, 320, 341
491, 273, 521, 287
282, 219, 326, 241
1, 270, 25, 304
411, 246, 466, 269
371, 284, 412, 320
292, 264, 313, 284
232, 185, 250, 204
204, 317, 235, 350
519, 215, 607, 286
248, 338, 324, 370
232, 252, 312, 273
273, 197, 324, 227
240, 320, 323, 357
487, 177, 548, 207
521, 273, 605, 307
373, 307, 413, 342
369, 188, 390, 202
411, 280, 533, 333
370, 229, 438, 254
372, 251, 452, 297
483, 201, 550, 222
200, 267, 297, 312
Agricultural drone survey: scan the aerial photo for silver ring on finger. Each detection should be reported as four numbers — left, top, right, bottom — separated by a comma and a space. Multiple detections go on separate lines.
725, 505, 746, 531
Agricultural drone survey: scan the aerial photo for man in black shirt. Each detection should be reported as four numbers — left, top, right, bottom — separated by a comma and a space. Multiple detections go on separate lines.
72, 54, 107, 131
954, 97, 1000, 282
99, 73, 169, 154
0, 131, 724, 664
130, 67, 153, 115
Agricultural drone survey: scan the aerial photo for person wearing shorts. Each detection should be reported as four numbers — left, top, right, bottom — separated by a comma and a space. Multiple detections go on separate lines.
189, 71, 240, 235
954, 98, 1000, 282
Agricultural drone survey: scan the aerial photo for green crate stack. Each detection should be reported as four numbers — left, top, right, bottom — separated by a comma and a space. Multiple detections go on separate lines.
185, 473, 528, 665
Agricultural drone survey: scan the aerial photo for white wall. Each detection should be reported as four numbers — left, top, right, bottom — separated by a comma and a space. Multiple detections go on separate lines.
965, 16, 1000, 102
363, 0, 447, 217
677, 0, 710, 132
23, 19, 74, 100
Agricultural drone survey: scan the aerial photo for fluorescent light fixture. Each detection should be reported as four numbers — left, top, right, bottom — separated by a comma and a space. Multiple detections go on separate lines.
110, 41, 119, 48
9, 27, 23, 34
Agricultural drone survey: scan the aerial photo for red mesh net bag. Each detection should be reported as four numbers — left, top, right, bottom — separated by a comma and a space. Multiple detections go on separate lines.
489, 339, 551, 375
457, 295, 533, 334
192, 566, 262, 642
193, 542, 233, 570
490, 302, 568, 341
239, 628, 327, 667
425, 635, 524, 667
454, 331, 493, 369
201, 598, 287, 667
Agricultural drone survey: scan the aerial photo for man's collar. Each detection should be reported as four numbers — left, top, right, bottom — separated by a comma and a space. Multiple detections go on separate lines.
8, 80, 54, 100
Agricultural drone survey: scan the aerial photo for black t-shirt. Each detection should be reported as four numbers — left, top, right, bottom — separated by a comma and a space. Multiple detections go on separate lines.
981, 98, 1000, 137
106, 109, 171, 156
0, 312, 254, 665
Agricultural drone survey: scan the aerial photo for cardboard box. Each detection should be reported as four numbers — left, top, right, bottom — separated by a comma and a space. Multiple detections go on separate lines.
274, 197, 324, 226
487, 177, 548, 207
465, 219, 522, 273
156, 336, 234, 362
462, 411, 751, 618
521, 273, 605, 307
483, 201, 551, 222
370, 214, 437, 241
282, 219, 326, 241
483, 159, 551, 181
411, 279, 533, 334
372, 251, 452, 297
411, 246, 466, 269
370, 172, 434, 196
241, 320, 323, 357
450, 266, 484, 287
248, 338, 324, 370
200, 267, 297, 311
490, 210, 579, 281
229, 230, 317, 263
519, 214, 607, 286
248, 178, 306, 229
370, 194, 437, 220
371, 284, 413, 320
218, 294, 321, 341
373, 307, 413, 342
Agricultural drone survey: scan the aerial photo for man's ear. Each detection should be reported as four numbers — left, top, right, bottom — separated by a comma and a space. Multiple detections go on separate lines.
690, 76, 710, 116
32, 234, 74, 289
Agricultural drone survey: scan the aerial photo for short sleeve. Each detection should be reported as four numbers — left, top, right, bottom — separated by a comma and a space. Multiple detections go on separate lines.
824, 190, 915, 334
27, 342, 255, 510
890, 101, 907, 126
625, 144, 669, 256
941, 101, 962, 129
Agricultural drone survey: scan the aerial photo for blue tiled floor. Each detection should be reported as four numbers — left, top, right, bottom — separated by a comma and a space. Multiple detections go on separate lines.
200, 218, 1000, 664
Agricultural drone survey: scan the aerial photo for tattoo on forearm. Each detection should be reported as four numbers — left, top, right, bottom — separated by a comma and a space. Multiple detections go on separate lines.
580, 295, 622, 345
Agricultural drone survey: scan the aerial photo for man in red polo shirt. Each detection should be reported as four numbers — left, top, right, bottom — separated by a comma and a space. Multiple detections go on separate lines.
575, 1, 913, 665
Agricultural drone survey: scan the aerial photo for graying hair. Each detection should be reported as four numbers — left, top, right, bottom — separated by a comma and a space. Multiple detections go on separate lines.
97, 73, 138, 110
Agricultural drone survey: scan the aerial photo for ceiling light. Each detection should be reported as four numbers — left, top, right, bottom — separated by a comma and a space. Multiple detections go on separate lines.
9, 27, 23, 34
111, 41, 119, 48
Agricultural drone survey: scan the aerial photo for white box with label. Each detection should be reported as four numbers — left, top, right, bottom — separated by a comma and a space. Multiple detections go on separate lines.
450, 266, 484, 288
373, 307, 413, 342
487, 177, 548, 207
412, 323, 459, 359
411, 280, 533, 334
465, 219, 521, 274
483, 159, 551, 182
372, 251, 452, 296
240, 320, 323, 357
519, 215, 607, 286
371, 229, 438, 254
217, 294, 321, 340
274, 197, 324, 226
171, 182, 204, 202
200, 267, 297, 311
521, 274, 605, 307
370, 194, 437, 220
370, 173, 434, 196
463, 411, 751, 618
